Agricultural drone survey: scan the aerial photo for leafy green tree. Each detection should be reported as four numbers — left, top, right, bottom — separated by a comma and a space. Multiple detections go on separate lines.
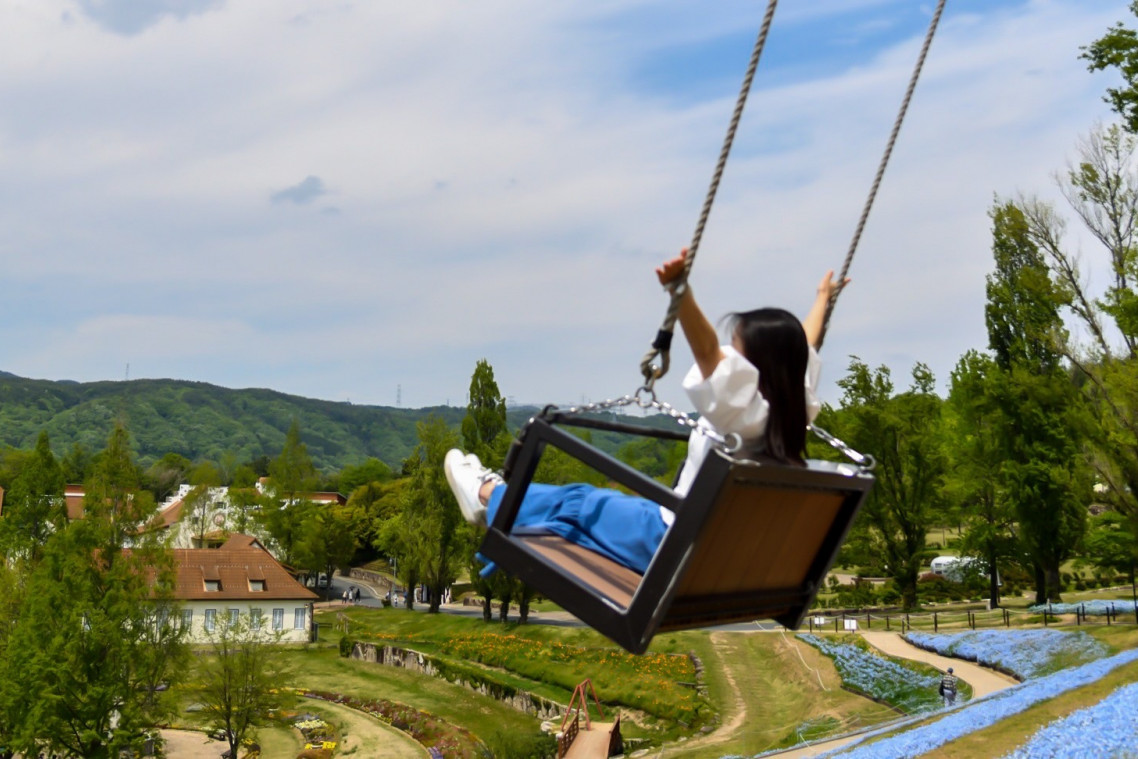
0, 430, 65, 562
0, 424, 187, 758
833, 359, 945, 609
196, 615, 288, 759
403, 417, 463, 612
944, 352, 1019, 607
988, 199, 1092, 602
184, 461, 222, 548
145, 452, 192, 502
461, 359, 509, 465
294, 503, 360, 599
260, 421, 319, 564
1083, 2, 1138, 134
339, 457, 394, 492
1080, 511, 1138, 604
61, 441, 93, 484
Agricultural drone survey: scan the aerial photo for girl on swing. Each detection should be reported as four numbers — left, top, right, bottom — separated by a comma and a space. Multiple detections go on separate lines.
445, 248, 847, 575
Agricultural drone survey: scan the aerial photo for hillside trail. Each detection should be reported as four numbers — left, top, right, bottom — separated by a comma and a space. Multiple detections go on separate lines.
646, 630, 1018, 759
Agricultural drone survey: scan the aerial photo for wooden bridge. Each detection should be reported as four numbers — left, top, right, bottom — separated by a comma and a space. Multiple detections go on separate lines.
557, 679, 622, 759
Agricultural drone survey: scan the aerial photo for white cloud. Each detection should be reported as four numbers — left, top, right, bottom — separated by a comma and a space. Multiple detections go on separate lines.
0, 0, 1129, 411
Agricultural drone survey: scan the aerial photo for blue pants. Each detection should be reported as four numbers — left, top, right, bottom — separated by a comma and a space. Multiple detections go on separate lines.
483, 483, 668, 576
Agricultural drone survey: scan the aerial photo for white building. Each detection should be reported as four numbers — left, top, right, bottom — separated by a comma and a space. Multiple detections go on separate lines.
173, 534, 318, 644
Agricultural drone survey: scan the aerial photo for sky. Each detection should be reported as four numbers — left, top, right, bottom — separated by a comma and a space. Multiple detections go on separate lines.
0, 0, 1131, 412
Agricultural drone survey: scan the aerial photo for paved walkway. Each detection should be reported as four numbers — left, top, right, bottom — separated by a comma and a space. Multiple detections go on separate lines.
771, 632, 1019, 758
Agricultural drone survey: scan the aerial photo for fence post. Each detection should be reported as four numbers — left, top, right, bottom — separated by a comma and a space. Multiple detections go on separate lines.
969, 611, 975, 630
886, 615, 891, 631
867, 613, 871, 630
1004, 608, 1010, 627
934, 612, 938, 633
809, 617, 814, 634
1076, 605, 1081, 626
835, 615, 840, 633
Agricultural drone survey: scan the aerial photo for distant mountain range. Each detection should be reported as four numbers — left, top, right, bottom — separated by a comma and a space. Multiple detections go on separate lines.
0, 372, 679, 472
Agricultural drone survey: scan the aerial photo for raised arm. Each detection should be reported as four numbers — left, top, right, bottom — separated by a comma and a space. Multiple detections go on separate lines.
656, 249, 725, 379
801, 269, 850, 349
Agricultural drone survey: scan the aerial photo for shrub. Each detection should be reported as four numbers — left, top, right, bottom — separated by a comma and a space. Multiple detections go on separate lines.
338, 636, 355, 658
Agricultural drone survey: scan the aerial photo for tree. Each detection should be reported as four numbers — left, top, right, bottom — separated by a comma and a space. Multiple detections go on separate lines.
184, 461, 222, 548
1080, 511, 1138, 607
260, 421, 319, 564
196, 615, 287, 759
1083, 3, 1138, 134
294, 503, 360, 599
0, 424, 188, 758
461, 359, 509, 465
833, 359, 945, 610
339, 457, 394, 493
402, 417, 463, 613
0, 430, 66, 562
944, 352, 1019, 607
987, 199, 1090, 603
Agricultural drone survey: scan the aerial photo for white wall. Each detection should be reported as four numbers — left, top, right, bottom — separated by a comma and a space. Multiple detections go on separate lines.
179, 600, 311, 644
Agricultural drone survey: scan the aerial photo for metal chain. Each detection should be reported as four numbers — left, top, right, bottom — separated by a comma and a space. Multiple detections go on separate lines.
809, 425, 876, 471
640, 0, 780, 388
554, 389, 741, 453
817, 0, 948, 349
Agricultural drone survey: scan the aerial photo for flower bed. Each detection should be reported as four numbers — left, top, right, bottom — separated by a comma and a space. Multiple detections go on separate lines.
799, 634, 942, 714
298, 690, 481, 758
903, 630, 1107, 679
1030, 600, 1138, 616
1001, 681, 1138, 758
815, 648, 1138, 758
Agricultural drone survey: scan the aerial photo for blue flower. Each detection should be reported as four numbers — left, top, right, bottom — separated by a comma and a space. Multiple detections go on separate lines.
903, 629, 1106, 679
1002, 682, 1138, 758
799, 634, 942, 713
815, 648, 1138, 759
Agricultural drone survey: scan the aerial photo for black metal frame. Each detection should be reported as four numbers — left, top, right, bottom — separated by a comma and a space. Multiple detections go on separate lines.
480, 413, 873, 654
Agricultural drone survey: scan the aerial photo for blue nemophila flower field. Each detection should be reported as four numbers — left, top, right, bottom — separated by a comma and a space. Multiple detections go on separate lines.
903, 629, 1107, 679
799, 634, 942, 713
1001, 681, 1138, 758
818, 648, 1138, 759
1031, 599, 1138, 616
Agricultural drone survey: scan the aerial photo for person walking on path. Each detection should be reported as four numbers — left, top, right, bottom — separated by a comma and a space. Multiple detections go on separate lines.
939, 667, 958, 707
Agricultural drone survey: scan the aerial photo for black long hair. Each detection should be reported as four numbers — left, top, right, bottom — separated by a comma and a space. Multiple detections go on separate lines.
725, 307, 809, 464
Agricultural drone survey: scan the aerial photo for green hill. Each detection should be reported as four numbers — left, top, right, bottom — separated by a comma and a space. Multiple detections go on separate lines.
0, 374, 685, 472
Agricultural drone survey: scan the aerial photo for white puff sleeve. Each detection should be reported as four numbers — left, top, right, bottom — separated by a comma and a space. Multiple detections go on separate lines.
681, 345, 769, 440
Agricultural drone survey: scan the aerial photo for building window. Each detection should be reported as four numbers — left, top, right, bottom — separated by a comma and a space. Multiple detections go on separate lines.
250, 609, 263, 630
272, 608, 284, 631
204, 609, 217, 632
228, 609, 240, 627
205, 580, 221, 592
182, 609, 193, 629
249, 579, 265, 592
293, 607, 306, 630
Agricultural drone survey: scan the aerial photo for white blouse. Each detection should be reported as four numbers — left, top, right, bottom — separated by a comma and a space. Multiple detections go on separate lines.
664, 345, 822, 522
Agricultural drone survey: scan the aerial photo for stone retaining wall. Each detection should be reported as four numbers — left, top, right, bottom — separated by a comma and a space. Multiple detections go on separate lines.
350, 642, 563, 720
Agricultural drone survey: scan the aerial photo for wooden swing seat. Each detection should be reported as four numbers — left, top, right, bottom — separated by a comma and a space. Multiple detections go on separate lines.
479, 413, 873, 654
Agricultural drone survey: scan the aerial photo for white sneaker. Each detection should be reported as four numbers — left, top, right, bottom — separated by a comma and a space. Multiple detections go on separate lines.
444, 449, 501, 526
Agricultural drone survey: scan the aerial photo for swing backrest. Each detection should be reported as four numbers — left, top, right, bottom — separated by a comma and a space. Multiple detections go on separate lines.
479, 415, 873, 654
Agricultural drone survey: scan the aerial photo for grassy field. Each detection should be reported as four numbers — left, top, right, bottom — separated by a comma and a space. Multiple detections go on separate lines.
168, 595, 1138, 758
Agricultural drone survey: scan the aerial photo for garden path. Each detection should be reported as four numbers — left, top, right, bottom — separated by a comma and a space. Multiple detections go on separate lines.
304, 698, 429, 758
771, 631, 1019, 758
158, 729, 229, 758
859, 632, 1019, 697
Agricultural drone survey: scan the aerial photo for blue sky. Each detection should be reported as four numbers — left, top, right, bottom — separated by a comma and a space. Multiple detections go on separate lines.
0, 0, 1129, 411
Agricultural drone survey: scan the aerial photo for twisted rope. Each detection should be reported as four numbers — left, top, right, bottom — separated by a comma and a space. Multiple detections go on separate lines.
640, 0, 780, 387
817, 0, 948, 349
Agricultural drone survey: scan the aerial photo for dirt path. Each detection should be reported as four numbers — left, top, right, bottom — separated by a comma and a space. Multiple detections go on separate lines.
159, 729, 229, 758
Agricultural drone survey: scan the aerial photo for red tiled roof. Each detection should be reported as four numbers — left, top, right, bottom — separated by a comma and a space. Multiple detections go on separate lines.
173, 536, 317, 602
